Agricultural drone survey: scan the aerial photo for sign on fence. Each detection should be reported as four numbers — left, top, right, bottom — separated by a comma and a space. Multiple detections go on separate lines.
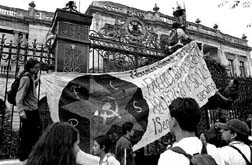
41, 41, 217, 151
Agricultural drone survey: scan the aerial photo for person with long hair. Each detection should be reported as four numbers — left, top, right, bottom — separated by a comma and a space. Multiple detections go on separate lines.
26, 122, 80, 165
16, 58, 42, 161
93, 135, 120, 165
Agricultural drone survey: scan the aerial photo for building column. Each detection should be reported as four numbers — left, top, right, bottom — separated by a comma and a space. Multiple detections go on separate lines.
51, 9, 93, 73
233, 55, 240, 76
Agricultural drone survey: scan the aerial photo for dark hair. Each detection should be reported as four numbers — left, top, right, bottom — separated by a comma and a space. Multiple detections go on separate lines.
24, 58, 40, 71
230, 129, 250, 144
232, 78, 239, 90
19, 58, 39, 77
122, 122, 133, 135
26, 122, 79, 165
94, 135, 111, 153
169, 97, 200, 132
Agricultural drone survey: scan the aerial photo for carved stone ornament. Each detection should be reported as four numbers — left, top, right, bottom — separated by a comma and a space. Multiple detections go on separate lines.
59, 22, 88, 41
63, 46, 81, 72
125, 17, 146, 40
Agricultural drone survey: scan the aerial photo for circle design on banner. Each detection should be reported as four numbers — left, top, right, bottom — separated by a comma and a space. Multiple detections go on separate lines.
68, 118, 79, 127
59, 74, 149, 150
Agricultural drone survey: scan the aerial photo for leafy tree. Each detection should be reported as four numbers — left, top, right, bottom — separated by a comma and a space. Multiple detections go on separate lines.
217, 0, 252, 30
218, 0, 251, 9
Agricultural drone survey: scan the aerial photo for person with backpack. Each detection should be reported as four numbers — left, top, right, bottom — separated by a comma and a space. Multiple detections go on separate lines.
15, 58, 41, 162
158, 97, 222, 165
216, 119, 252, 165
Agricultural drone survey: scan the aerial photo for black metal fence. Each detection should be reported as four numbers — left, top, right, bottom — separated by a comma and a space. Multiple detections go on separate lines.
88, 26, 164, 73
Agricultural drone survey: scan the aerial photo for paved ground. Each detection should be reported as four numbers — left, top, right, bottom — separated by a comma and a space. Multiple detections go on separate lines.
0, 159, 23, 165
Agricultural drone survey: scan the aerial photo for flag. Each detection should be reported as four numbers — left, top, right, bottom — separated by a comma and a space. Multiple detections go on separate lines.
41, 41, 217, 152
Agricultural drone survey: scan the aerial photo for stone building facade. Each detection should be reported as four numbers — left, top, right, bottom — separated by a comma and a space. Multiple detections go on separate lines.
85, 1, 252, 77
0, 2, 54, 74
0, 1, 251, 77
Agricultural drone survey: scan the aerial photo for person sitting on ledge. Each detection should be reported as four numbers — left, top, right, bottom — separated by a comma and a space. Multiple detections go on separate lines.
164, 22, 192, 55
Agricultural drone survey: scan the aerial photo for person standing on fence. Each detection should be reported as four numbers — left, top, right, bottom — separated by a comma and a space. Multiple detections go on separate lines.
115, 122, 136, 165
205, 78, 239, 122
16, 58, 42, 162
216, 119, 252, 165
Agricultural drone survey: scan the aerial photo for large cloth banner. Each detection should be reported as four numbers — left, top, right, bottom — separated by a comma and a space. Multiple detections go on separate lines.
41, 41, 217, 151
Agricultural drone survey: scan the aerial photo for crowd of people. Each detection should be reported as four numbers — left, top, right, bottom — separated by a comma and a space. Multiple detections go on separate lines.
6, 58, 251, 165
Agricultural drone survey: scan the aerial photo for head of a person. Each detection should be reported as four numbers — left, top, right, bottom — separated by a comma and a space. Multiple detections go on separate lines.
168, 97, 201, 133
176, 28, 186, 38
26, 122, 79, 165
122, 121, 134, 137
228, 78, 239, 91
92, 135, 111, 156
218, 119, 250, 144
24, 58, 40, 75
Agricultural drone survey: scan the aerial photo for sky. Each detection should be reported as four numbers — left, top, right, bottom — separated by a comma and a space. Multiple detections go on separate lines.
0, 0, 251, 47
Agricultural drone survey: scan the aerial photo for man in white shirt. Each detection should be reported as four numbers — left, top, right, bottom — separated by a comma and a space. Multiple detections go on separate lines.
217, 119, 251, 165
158, 97, 222, 165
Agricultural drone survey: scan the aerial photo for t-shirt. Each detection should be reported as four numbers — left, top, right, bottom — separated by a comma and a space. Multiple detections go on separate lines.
218, 141, 251, 165
76, 150, 99, 165
158, 137, 223, 165
101, 153, 120, 165
115, 136, 135, 165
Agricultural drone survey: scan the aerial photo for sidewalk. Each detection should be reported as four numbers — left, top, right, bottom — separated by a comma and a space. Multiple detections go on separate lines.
0, 159, 22, 165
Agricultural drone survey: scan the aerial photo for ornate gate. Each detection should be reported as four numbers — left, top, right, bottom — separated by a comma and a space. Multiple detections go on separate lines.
88, 16, 165, 73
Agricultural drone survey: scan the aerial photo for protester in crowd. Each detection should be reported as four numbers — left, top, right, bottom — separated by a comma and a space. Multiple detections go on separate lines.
16, 58, 42, 161
158, 97, 222, 165
93, 135, 120, 165
26, 122, 79, 165
26, 122, 99, 165
216, 119, 251, 165
115, 121, 136, 165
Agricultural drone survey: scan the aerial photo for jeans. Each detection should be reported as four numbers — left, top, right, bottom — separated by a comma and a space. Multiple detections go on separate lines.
19, 110, 41, 161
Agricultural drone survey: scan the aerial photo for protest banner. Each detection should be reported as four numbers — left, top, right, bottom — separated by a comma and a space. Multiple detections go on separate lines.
41, 41, 217, 151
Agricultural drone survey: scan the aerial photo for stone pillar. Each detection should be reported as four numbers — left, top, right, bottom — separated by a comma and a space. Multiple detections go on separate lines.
51, 9, 92, 73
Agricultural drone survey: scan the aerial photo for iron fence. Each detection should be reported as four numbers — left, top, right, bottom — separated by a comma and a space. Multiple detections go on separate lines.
0, 34, 54, 159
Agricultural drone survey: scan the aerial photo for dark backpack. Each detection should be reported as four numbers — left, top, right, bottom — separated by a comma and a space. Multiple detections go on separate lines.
171, 141, 217, 165
229, 145, 252, 165
7, 74, 32, 105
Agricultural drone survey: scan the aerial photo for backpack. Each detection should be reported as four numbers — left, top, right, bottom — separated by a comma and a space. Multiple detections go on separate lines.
7, 74, 33, 105
229, 145, 252, 165
171, 141, 217, 165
